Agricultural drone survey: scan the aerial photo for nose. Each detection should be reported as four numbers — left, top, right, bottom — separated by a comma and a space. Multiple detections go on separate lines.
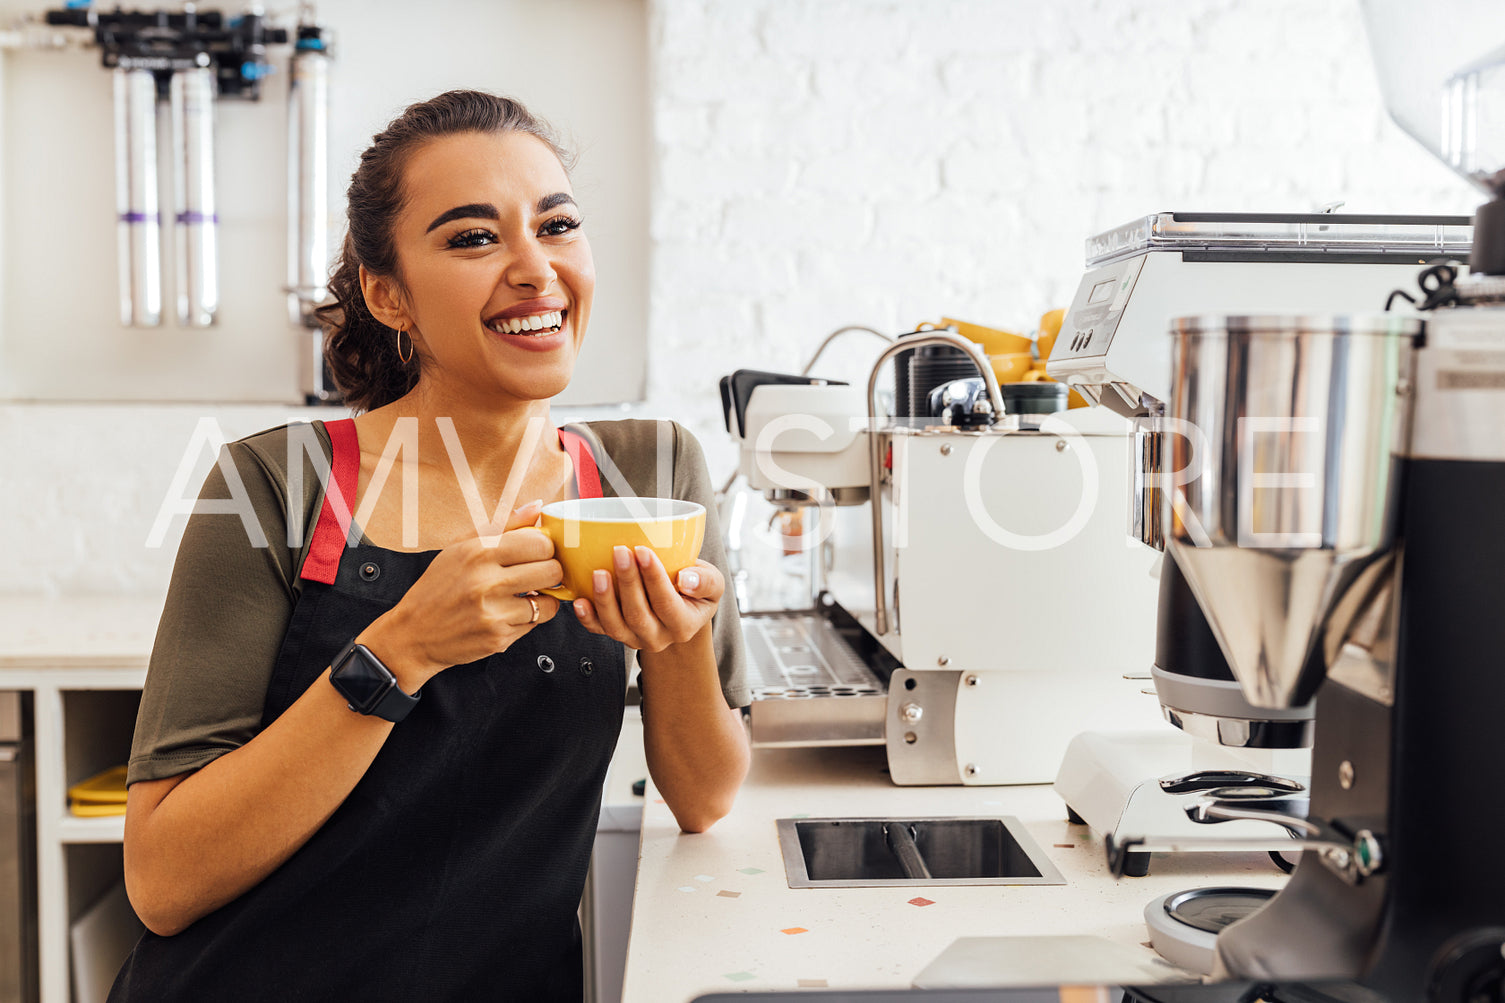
505, 236, 558, 293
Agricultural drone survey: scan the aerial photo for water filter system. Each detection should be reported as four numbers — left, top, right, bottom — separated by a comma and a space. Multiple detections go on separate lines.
27, 3, 332, 334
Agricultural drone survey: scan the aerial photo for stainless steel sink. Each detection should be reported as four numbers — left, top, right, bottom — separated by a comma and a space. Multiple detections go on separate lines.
776, 816, 1066, 888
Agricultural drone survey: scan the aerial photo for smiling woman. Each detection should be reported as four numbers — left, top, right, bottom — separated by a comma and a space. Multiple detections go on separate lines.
319, 93, 585, 413
107, 91, 750, 1003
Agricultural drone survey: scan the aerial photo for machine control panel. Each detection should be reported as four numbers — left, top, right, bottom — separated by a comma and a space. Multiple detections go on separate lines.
1047, 254, 1148, 414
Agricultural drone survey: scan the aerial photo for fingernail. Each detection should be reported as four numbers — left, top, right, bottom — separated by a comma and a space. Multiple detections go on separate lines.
678, 569, 700, 591
593, 570, 609, 594
634, 546, 652, 569
613, 546, 632, 571
515, 498, 543, 514
574, 599, 589, 616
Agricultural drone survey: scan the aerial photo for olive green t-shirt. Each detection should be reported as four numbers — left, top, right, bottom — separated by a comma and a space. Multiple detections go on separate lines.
127, 418, 749, 786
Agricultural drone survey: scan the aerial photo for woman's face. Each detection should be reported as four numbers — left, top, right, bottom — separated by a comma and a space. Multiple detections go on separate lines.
381, 129, 595, 406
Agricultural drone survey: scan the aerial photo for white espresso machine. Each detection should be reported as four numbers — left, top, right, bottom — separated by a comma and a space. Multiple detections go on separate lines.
725, 336, 1167, 786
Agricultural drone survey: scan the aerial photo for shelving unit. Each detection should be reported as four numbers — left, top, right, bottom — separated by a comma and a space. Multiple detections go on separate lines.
11, 668, 146, 1003
0, 596, 159, 1003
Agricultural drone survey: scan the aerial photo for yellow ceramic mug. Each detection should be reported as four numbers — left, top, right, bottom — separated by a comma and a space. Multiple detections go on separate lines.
537, 497, 706, 601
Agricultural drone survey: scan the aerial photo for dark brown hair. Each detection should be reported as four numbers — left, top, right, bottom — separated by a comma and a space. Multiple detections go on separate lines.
316, 90, 573, 413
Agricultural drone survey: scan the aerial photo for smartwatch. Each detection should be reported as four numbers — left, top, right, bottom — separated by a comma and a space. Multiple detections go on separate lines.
329, 640, 421, 723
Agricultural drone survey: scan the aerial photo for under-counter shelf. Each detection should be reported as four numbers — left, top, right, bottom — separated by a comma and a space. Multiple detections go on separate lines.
57, 815, 126, 845
1, 642, 153, 1003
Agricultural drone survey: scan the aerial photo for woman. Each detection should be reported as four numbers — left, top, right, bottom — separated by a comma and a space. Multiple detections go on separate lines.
110, 90, 751, 1002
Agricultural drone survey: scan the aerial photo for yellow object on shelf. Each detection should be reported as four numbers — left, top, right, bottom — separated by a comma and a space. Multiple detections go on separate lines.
939, 317, 1032, 356
69, 764, 129, 817
928, 310, 1088, 409
988, 351, 1034, 384
69, 800, 128, 818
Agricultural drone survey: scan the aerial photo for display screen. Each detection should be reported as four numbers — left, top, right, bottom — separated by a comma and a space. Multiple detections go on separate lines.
1088, 279, 1116, 304
333, 649, 391, 710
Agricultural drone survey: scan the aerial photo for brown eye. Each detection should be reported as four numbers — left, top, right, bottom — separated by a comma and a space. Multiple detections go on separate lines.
447, 228, 496, 249
539, 215, 582, 238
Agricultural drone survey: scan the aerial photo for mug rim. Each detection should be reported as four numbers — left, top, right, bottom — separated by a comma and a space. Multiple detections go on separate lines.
540, 497, 705, 522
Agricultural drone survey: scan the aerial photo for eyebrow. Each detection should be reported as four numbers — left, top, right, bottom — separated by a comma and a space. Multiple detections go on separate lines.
535, 192, 577, 213
424, 193, 578, 234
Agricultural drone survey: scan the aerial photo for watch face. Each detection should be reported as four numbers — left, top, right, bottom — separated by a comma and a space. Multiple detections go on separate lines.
333, 646, 393, 712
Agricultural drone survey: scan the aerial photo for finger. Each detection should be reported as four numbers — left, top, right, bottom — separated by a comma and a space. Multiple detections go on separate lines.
493, 526, 554, 566
503, 558, 565, 594
588, 563, 644, 649
612, 545, 661, 640
515, 592, 559, 626
504, 498, 545, 531
675, 559, 724, 602
475, 500, 546, 550
570, 597, 608, 636
634, 547, 698, 636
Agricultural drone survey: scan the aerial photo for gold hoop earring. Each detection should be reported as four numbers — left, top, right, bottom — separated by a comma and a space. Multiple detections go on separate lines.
396, 328, 414, 365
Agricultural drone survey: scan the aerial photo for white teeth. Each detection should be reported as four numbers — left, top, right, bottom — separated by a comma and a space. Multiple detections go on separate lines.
489, 310, 564, 335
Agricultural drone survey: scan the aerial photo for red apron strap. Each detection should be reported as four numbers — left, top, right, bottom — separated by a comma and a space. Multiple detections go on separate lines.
558, 427, 603, 500
300, 418, 361, 584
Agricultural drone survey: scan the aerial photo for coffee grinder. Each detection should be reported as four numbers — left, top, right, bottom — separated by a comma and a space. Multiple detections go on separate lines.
1100, 3, 1505, 995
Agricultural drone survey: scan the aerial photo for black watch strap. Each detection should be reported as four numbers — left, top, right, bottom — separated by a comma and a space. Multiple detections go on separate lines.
369, 678, 421, 723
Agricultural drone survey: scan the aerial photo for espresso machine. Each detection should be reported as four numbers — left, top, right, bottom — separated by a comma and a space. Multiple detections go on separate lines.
723, 327, 1169, 786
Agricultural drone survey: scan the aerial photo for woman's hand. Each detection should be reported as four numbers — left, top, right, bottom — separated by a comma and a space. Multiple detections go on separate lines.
571, 547, 722, 653
357, 500, 563, 689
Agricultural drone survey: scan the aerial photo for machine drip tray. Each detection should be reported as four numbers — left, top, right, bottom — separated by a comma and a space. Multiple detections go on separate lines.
777, 817, 1066, 888
742, 600, 897, 748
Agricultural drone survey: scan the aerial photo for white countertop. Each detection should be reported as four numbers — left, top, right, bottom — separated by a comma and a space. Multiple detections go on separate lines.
623, 743, 1288, 1002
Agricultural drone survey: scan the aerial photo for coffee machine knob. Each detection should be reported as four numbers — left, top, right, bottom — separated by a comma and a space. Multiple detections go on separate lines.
1354, 829, 1384, 877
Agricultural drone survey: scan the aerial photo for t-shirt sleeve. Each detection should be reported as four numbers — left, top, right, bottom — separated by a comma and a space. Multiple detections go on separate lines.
670, 422, 751, 709
127, 435, 308, 785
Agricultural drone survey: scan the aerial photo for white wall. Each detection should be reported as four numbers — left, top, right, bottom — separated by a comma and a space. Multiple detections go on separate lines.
646, 0, 1482, 473
0, 0, 649, 405
0, 0, 1488, 598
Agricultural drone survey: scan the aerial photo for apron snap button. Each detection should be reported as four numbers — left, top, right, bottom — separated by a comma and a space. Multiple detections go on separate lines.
537, 654, 556, 673
359, 562, 380, 581
579, 657, 594, 676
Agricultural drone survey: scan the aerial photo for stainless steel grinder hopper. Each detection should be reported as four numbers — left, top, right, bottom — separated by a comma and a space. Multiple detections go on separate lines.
1163, 314, 1419, 712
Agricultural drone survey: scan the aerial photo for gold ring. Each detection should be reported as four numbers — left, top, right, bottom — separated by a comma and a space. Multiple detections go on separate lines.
527, 596, 540, 624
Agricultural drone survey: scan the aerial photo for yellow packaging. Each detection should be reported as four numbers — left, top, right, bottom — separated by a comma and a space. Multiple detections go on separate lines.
68, 764, 129, 817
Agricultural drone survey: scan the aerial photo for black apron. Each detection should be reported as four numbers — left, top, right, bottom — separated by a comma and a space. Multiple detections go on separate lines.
111, 420, 626, 1002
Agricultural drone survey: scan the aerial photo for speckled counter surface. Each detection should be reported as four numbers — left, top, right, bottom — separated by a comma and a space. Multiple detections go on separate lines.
622, 743, 1288, 1002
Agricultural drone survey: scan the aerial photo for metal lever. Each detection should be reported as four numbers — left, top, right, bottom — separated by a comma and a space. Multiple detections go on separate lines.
884, 823, 933, 881
1187, 800, 1314, 835
1160, 770, 1306, 795
1108, 818, 1386, 885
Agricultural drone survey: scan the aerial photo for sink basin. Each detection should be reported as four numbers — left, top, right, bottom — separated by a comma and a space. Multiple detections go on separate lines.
777, 816, 1066, 888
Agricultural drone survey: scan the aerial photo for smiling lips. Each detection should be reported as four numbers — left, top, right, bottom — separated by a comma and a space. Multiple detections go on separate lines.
486, 310, 565, 336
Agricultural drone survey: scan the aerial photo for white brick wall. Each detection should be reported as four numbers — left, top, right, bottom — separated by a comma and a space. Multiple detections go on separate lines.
646, 0, 1481, 474
1, 0, 1486, 598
